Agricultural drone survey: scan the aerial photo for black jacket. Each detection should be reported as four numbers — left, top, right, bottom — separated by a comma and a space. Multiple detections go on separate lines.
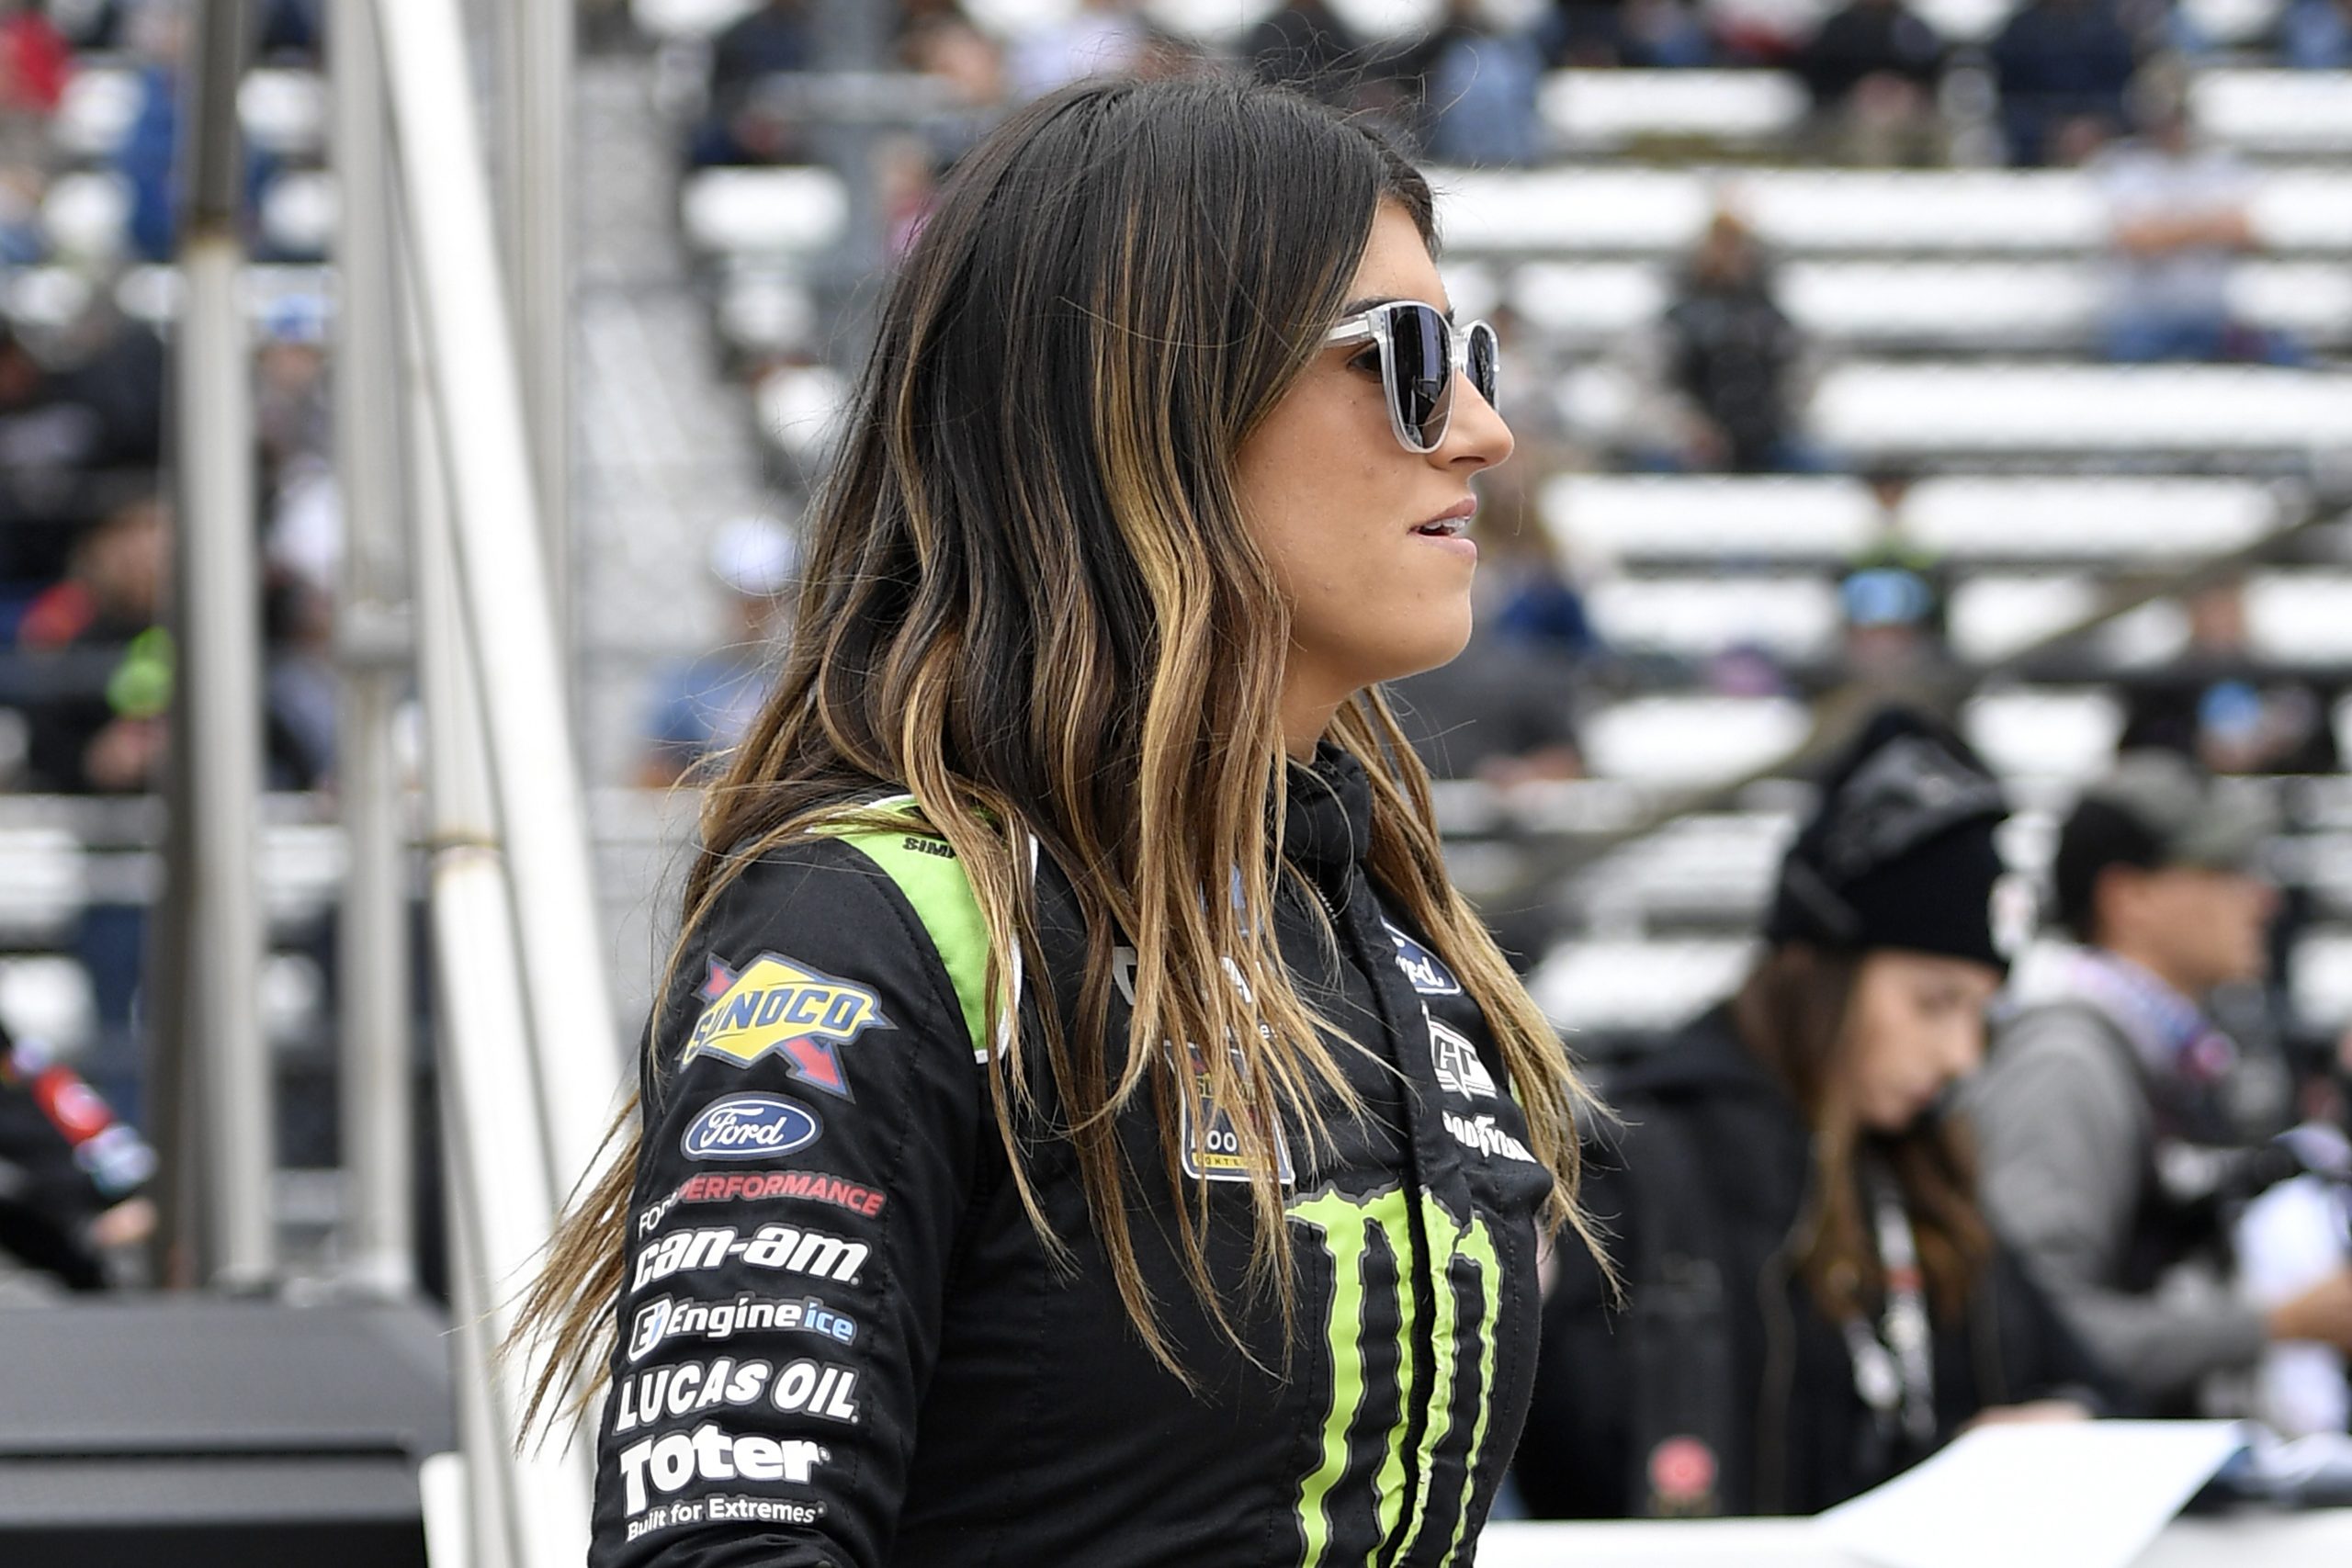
591, 750, 1555, 1566
1513, 1005, 2111, 1518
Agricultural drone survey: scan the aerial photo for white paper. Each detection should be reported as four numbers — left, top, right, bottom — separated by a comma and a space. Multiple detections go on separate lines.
1815, 1420, 2245, 1568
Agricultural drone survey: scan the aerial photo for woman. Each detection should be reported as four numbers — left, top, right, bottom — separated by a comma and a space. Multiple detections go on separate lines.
1514, 710, 2112, 1519
514, 75, 1604, 1567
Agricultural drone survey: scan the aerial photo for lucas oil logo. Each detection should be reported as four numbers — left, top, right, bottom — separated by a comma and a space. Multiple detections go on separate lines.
683, 953, 892, 1099
681, 1094, 822, 1162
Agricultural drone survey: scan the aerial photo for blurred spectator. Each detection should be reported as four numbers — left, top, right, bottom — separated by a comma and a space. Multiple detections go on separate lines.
0, 1017, 156, 1291
1518, 712, 2106, 1518
1248, 0, 1360, 106
1005, 0, 1151, 100
1544, 0, 1713, 67
113, 0, 188, 260
1385, 632, 1582, 787
1481, 475, 1602, 662
1972, 754, 2352, 1415
0, 317, 167, 600
256, 0, 322, 60
1989, 0, 2136, 166
639, 515, 797, 788
17, 494, 170, 795
1637, 209, 1815, 474
1794, 0, 1947, 165
691, 0, 815, 166
1419, 0, 1545, 166
2120, 579, 2340, 775
2096, 95, 2300, 365
2281, 0, 2352, 64
0, 0, 68, 165
2236, 1092, 2352, 1435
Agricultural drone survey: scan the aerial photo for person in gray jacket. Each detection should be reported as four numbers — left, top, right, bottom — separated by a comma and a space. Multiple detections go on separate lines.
1971, 751, 2352, 1414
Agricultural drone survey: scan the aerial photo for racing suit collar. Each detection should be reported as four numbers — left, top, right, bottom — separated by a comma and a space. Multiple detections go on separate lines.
1281, 742, 1373, 898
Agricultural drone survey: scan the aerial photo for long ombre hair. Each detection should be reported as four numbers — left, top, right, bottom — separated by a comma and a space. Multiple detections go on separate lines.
1733, 946, 1994, 1323
510, 74, 1601, 1427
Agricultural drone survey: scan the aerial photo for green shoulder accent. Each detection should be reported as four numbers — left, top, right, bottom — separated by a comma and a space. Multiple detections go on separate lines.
816, 795, 991, 1063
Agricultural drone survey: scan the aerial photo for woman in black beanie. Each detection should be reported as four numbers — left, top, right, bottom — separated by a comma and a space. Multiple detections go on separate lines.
1512, 708, 2114, 1519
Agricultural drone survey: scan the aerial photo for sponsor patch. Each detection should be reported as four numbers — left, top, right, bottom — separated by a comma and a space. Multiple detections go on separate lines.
628, 1495, 826, 1542
617, 1422, 831, 1517
1113, 944, 1294, 1185
680, 1094, 822, 1163
1385, 920, 1462, 996
1443, 1110, 1536, 1164
632, 1223, 869, 1292
628, 1292, 859, 1364
684, 953, 894, 1100
613, 1353, 863, 1434
1428, 1018, 1498, 1100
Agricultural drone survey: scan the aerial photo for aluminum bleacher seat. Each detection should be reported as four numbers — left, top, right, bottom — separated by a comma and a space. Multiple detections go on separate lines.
3, 265, 96, 333
0, 828, 89, 942
1811, 364, 2352, 457
718, 269, 820, 356
1961, 686, 2124, 781
1945, 576, 2190, 665
1585, 575, 1840, 661
1539, 474, 1880, 565
53, 64, 140, 161
1434, 167, 2352, 259
680, 165, 849, 259
2289, 928, 2352, 1031
2244, 571, 2352, 664
259, 169, 335, 261
1901, 476, 2290, 559
40, 171, 132, 265
0, 955, 96, 1055
1527, 935, 1755, 1036
238, 68, 327, 160
1509, 258, 2352, 350
1537, 70, 1809, 154
1578, 694, 1813, 784
632, 0, 762, 39
755, 361, 851, 467
2192, 69, 2352, 158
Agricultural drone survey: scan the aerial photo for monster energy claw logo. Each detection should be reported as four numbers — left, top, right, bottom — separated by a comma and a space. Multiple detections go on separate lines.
1289, 1187, 1501, 1568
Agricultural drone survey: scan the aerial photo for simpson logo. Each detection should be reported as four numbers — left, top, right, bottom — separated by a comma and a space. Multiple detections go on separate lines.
614, 1353, 863, 1434
1443, 1110, 1536, 1164
684, 953, 894, 1099
1428, 1019, 1498, 1100
1385, 920, 1462, 996
628, 1292, 859, 1364
617, 1422, 830, 1517
680, 1095, 822, 1162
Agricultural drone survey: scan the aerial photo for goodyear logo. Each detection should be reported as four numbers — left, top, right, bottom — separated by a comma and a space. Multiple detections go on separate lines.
682, 953, 893, 1100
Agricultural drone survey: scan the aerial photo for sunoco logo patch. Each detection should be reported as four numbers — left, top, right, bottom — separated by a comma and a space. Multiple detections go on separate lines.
681, 1094, 823, 1161
683, 953, 893, 1100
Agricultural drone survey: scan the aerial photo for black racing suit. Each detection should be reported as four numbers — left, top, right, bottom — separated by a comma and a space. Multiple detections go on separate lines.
590, 749, 1555, 1567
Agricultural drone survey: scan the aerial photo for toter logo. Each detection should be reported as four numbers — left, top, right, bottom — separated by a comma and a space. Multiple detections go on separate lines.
682, 953, 894, 1099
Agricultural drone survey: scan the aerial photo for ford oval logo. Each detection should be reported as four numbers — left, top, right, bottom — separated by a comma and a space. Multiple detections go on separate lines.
680, 1093, 821, 1162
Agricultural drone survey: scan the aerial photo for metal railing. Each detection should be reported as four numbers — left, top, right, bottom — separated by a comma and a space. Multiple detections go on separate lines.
159, 1, 617, 1562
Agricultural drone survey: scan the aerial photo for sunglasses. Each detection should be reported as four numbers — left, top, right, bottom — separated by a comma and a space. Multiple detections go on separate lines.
1324, 300, 1500, 455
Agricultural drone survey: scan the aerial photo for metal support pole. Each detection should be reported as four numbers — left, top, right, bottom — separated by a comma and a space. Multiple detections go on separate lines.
813, 0, 896, 369
408, 300, 591, 1568
500, 0, 572, 681
175, 0, 273, 1289
330, 0, 415, 1297
372, 0, 621, 1203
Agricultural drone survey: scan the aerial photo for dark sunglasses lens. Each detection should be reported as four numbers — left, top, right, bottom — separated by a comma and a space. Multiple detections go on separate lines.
1467, 322, 1499, 408
1388, 305, 1453, 451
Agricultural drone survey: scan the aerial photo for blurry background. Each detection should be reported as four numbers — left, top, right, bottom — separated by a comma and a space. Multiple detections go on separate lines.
0, 0, 2335, 1559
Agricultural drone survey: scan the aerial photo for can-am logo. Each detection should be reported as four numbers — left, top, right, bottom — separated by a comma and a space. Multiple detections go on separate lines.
680, 1094, 821, 1162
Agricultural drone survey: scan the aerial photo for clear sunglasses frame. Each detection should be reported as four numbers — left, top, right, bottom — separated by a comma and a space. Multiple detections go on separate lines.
1323, 301, 1500, 455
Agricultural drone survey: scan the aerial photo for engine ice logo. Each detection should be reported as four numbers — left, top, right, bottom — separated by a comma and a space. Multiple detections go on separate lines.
683, 953, 892, 1099
680, 1094, 821, 1162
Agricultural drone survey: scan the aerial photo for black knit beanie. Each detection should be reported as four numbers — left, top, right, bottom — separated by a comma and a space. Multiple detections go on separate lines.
1763, 707, 2013, 970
